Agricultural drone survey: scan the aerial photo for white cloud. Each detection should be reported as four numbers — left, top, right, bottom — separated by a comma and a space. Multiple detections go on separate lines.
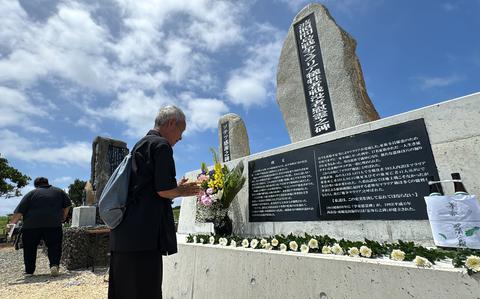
277, 0, 382, 16
0, 129, 91, 166
0, 0, 251, 139
97, 89, 170, 137
0, 86, 49, 129
225, 25, 284, 108
0, 2, 112, 90
184, 97, 229, 133
53, 176, 74, 185
417, 74, 463, 89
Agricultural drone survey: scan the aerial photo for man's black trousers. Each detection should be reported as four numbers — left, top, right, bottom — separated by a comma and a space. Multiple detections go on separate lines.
21, 227, 63, 274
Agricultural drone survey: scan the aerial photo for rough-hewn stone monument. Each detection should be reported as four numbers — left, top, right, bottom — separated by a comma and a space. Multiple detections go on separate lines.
277, 3, 379, 142
91, 136, 129, 203
218, 113, 250, 162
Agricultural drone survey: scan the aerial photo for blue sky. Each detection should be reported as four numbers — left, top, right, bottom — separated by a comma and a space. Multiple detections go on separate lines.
1, 0, 479, 215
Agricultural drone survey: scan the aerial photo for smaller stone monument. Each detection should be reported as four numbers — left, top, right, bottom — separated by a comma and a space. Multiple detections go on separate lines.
71, 181, 97, 227
84, 181, 95, 206
218, 113, 250, 162
91, 136, 129, 203
71, 206, 96, 227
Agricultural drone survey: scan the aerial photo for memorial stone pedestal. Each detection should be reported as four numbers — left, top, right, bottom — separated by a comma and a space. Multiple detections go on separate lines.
71, 206, 96, 227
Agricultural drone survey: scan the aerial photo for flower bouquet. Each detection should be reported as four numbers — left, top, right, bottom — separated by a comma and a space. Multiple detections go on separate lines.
196, 149, 246, 235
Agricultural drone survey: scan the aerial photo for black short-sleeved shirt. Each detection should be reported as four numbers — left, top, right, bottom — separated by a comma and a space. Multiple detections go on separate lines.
14, 185, 72, 229
110, 130, 178, 254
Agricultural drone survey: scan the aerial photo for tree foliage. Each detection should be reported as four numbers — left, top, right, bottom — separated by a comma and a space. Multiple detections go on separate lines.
68, 179, 87, 207
0, 154, 30, 198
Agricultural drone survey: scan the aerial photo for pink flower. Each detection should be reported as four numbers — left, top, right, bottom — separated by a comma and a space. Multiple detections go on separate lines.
198, 174, 209, 182
201, 194, 213, 206
206, 188, 214, 195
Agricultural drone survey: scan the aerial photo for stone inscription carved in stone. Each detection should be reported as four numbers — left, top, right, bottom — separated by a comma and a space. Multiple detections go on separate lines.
249, 119, 439, 222
221, 122, 231, 162
107, 145, 128, 175
294, 13, 335, 136
250, 158, 318, 221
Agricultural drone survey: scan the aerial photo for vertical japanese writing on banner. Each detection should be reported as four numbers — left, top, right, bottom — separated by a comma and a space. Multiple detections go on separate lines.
294, 13, 335, 136
221, 122, 231, 162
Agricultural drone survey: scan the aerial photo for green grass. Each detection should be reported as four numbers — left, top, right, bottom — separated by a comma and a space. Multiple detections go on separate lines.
0, 216, 8, 236
173, 207, 180, 223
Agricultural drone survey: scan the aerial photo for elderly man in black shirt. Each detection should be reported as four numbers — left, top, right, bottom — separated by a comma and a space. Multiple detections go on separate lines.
10, 177, 72, 277
108, 105, 201, 299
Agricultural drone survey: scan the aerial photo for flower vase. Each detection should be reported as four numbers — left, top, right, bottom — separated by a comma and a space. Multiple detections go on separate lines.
213, 208, 232, 236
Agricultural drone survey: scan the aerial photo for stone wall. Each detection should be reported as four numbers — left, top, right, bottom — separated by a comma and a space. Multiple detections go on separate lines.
61, 227, 109, 270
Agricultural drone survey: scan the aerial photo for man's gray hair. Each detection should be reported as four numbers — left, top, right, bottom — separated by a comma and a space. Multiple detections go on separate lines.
154, 105, 186, 128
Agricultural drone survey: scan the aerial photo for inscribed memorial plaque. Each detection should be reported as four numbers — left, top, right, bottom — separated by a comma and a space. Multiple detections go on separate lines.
249, 119, 439, 222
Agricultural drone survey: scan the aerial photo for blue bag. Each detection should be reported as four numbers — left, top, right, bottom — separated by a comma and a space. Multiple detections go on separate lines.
99, 138, 151, 229
98, 153, 133, 229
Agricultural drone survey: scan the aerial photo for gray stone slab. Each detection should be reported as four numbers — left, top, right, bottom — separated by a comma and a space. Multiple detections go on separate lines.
71, 206, 96, 227
277, 3, 379, 142
163, 243, 480, 299
179, 93, 480, 244
218, 113, 250, 162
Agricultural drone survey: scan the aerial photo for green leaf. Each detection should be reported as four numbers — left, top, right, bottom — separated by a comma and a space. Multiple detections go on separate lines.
465, 227, 480, 237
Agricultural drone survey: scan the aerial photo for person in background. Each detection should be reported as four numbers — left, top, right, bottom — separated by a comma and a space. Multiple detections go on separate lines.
9, 177, 72, 277
108, 105, 201, 299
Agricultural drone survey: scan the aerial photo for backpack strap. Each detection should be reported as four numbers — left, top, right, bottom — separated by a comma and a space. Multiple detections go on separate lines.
127, 135, 157, 204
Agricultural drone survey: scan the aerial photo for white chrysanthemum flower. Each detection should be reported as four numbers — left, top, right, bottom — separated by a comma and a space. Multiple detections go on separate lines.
289, 241, 298, 251
348, 247, 359, 257
200, 238, 204, 244
250, 239, 259, 249
308, 238, 319, 249
360, 246, 372, 258
219, 238, 228, 246
242, 239, 249, 248
260, 239, 268, 248
321, 245, 332, 254
271, 238, 279, 247
331, 243, 344, 255
465, 255, 480, 272
280, 243, 287, 252
209, 236, 215, 244
300, 244, 309, 253
192, 236, 197, 243
390, 249, 405, 261
230, 240, 237, 247
413, 256, 432, 268
265, 243, 272, 250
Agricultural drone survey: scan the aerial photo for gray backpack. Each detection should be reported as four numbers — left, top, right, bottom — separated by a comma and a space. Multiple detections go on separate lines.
98, 139, 149, 229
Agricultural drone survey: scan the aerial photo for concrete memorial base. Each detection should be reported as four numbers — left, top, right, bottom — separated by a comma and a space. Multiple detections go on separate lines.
179, 92, 480, 246
163, 241, 480, 299
71, 206, 96, 227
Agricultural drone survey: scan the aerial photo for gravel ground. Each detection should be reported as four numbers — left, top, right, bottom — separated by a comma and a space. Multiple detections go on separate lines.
0, 245, 108, 299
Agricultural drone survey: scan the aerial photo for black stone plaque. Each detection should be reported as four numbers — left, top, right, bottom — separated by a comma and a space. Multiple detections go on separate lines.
107, 145, 128, 175
249, 119, 439, 222
221, 122, 231, 162
294, 13, 335, 137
